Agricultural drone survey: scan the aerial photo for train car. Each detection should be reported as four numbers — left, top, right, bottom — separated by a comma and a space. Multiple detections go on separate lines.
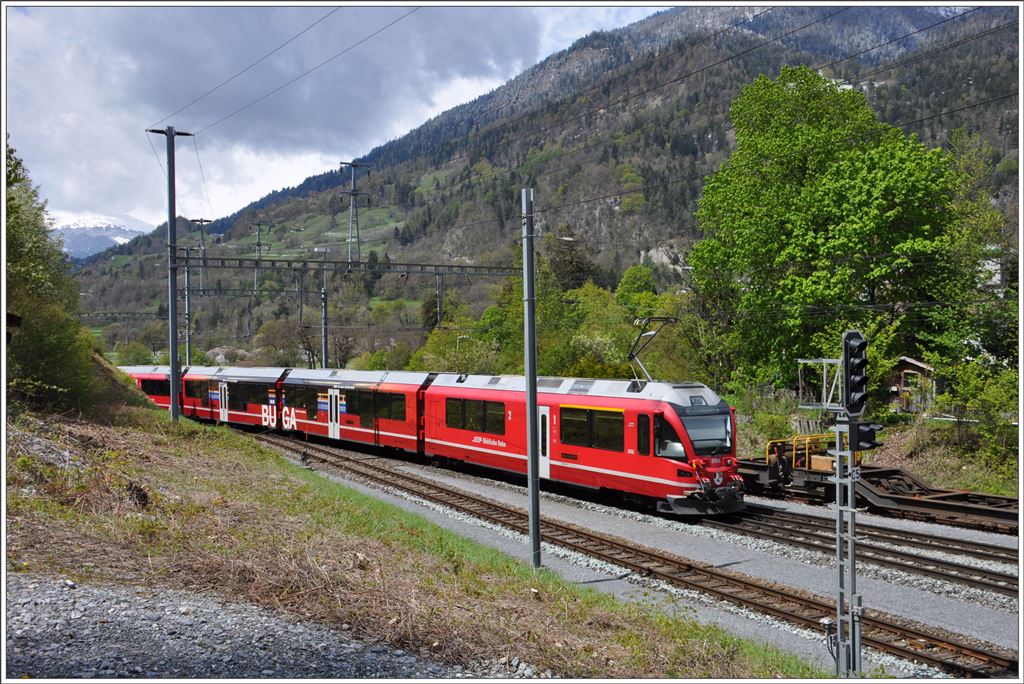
120, 365, 173, 409
423, 374, 744, 515
121, 364, 744, 516
280, 369, 435, 450
180, 366, 226, 421
207, 366, 290, 428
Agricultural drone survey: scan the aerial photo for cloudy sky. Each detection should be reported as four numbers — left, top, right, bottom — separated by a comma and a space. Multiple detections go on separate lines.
5, 3, 664, 229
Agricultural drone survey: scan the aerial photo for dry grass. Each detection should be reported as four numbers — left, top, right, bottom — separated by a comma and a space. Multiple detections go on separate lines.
6, 403, 823, 679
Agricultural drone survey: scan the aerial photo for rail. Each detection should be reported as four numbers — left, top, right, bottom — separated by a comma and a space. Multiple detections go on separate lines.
254, 432, 1018, 678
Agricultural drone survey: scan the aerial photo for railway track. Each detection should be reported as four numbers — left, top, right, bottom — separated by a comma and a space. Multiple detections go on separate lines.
705, 508, 1018, 597
256, 433, 1018, 678
739, 460, 1018, 534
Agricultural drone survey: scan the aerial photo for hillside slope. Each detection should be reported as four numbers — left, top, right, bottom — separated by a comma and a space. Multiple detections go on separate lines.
76, 5, 1018, 359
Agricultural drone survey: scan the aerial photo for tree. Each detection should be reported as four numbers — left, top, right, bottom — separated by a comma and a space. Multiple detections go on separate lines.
614, 264, 657, 316
6, 137, 95, 408
544, 223, 597, 290
115, 341, 154, 365
689, 66, 1001, 389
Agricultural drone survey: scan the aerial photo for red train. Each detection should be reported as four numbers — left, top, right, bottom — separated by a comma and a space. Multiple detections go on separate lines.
120, 365, 745, 515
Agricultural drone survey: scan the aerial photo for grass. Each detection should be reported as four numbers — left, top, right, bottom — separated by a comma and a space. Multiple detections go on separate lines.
860, 419, 1019, 497
6, 382, 826, 678
418, 169, 453, 198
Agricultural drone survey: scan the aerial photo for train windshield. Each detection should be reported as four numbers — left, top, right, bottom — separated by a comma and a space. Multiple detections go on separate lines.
672, 402, 732, 456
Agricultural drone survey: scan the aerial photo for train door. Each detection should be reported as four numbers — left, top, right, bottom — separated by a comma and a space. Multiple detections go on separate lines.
218, 382, 229, 422
372, 383, 384, 447
328, 388, 341, 440
538, 405, 550, 479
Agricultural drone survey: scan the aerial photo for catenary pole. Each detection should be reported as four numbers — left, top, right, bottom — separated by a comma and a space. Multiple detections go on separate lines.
522, 188, 541, 568
321, 287, 328, 369
146, 125, 192, 421
184, 246, 191, 366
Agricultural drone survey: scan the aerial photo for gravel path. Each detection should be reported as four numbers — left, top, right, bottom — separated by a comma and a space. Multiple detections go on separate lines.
4, 573, 549, 679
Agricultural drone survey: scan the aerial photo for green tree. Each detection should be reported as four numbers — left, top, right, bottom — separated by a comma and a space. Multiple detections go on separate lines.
115, 340, 154, 365
6, 138, 94, 408
614, 264, 658, 316
690, 66, 1000, 389
544, 223, 597, 291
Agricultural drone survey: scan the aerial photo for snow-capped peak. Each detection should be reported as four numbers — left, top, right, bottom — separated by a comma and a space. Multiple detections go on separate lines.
49, 210, 154, 234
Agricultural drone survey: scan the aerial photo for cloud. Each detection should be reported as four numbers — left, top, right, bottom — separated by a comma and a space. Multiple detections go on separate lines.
5, 5, 658, 226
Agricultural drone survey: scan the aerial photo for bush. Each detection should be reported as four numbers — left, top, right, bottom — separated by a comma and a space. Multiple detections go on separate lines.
115, 341, 154, 366
8, 304, 96, 410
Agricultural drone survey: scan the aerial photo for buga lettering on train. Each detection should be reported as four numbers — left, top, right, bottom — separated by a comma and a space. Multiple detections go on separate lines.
120, 364, 744, 516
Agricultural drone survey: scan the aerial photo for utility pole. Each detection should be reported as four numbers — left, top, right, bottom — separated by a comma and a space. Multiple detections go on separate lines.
435, 274, 444, 329
314, 247, 330, 367
252, 222, 269, 289
521, 187, 541, 568
191, 218, 211, 295
146, 125, 192, 422
339, 161, 370, 264
184, 246, 192, 366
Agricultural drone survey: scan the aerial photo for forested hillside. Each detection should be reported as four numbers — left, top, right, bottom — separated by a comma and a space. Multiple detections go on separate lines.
77, 6, 1017, 403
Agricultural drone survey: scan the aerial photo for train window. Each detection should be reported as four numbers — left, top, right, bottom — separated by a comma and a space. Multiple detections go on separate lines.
390, 393, 407, 421
184, 380, 207, 405
637, 414, 650, 455
540, 415, 547, 457
465, 400, 485, 432
359, 392, 374, 428
374, 393, 391, 419
485, 401, 505, 435
592, 410, 624, 452
678, 412, 732, 456
140, 379, 170, 396
445, 398, 462, 428
228, 382, 267, 411
560, 407, 589, 447
655, 414, 687, 461
287, 386, 319, 419
346, 390, 361, 415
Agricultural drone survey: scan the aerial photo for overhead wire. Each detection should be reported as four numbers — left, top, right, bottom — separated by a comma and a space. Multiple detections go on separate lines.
148, 6, 342, 129
533, 91, 1018, 219
449, 7, 850, 170
443, 6, 778, 161
146, 132, 167, 180
195, 7, 420, 135
193, 136, 216, 219
416, 6, 994, 210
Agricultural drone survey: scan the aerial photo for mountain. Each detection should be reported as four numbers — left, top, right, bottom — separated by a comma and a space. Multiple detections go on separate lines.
75, 5, 1018, 357
50, 211, 153, 260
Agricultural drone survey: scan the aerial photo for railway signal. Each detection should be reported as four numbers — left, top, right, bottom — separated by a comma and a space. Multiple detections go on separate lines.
850, 421, 883, 452
842, 330, 868, 417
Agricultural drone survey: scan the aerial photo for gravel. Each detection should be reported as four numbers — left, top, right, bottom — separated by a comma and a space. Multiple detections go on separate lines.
4, 573, 553, 679
356, 455, 1020, 654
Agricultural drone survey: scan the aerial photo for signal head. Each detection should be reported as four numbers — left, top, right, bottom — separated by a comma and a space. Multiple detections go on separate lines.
842, 330, 868, 417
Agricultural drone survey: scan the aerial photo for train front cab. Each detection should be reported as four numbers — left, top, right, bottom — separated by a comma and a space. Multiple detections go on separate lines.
422, 375, 742, 516
650, 384, 744, 516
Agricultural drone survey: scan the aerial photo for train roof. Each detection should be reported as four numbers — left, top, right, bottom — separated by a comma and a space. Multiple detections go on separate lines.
283, 368, 439, 387
118, 365, 170, 377
428, 373, 721, 404
181, 366, 225, 379
212, 367, 290, 382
